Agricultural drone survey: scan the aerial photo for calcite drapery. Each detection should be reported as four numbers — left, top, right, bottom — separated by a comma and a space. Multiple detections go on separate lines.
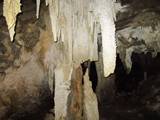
3, 0, 21, 41
44, 0, 116, 119
36, 0, 116, 119
3, 0, 117, 76
45, 0, 116, 77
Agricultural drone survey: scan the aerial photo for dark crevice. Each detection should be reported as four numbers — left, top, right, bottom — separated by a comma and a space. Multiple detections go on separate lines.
81, 61, 98, 93
88, 61, 98, 93
81, 61, 89, 85
81, 61, 89, 75
115, 52, 160, 95
115, 53, 146, 94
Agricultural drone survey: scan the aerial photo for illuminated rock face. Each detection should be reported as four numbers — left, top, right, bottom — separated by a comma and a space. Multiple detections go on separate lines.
45, 0, 116, 77
43, 0, 116, 119
2, 0, 117, 120
3, 0, 117, 75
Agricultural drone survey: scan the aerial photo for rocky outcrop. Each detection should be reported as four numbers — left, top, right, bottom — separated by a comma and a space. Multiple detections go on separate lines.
116, 0, 160, 72
0, 1, 54, 119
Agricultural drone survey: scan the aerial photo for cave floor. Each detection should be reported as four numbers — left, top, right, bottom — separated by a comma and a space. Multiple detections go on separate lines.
99, 74, 160, 120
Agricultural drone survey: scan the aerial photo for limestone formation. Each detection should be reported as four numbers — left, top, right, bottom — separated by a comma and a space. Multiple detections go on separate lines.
83, 69, 99, 120
116, 11, 160, 72
3, 0, 21, 41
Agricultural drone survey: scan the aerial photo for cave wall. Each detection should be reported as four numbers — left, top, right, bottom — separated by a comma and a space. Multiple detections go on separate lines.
0, 1, 54, 119
116, 0, 160, 72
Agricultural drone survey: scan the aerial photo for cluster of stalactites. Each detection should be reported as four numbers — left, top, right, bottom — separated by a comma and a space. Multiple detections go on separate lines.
42, 0, 117, 77
3, 0, 117, 77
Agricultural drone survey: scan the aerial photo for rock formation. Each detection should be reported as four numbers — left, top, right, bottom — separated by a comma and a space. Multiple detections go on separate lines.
0, 0, 160, 120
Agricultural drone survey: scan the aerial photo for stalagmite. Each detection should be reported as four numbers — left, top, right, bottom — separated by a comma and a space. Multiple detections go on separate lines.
54, 65, 73, 120
3, 0, 21, 41
83, 69, 99, 120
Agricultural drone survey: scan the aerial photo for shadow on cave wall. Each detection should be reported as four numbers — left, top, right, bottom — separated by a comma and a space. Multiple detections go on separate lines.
99, 52, 160, 120
115, 52, 160, 95
81, 61, 98, 93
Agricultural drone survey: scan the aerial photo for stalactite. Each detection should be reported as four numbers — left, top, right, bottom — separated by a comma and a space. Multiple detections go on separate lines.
45, 0, 49, 6
36, 0, 41, 18
47, 0, 59, 42
94, 0, 116, 77
3, 0, 21, 41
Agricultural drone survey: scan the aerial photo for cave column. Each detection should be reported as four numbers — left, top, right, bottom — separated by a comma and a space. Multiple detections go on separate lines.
54, 64, 73, 120
54, 63, 100, 120
54, 64, 84, 120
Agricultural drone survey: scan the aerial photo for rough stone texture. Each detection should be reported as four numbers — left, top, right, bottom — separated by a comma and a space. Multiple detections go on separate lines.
0, 1, 54, 120
116, 6, 160, 72
0, 16, 14, 73
0, 57, 51, 120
